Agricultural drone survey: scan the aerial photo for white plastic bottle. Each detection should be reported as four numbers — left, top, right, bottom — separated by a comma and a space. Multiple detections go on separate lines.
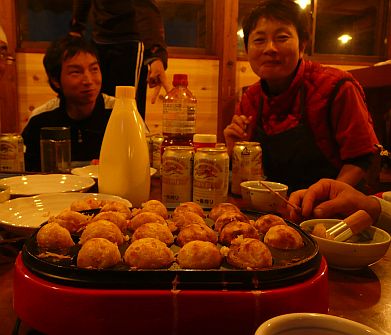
99, 86, 150, 207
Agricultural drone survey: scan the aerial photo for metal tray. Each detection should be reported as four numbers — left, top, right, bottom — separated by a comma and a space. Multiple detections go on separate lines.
22, 209, 321, 290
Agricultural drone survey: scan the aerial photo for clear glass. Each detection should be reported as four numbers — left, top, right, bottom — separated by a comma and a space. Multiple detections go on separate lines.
40, 138, 71, 173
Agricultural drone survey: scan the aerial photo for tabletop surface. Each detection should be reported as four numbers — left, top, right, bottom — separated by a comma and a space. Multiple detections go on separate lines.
1, 177, 391, 335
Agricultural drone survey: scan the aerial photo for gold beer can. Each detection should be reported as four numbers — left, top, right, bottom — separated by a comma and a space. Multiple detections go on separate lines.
231, 141, 263, 195
152, 134, 164, 177
193, 147, 229, 208
161, 146, 194, 206
0, 133, 25, 172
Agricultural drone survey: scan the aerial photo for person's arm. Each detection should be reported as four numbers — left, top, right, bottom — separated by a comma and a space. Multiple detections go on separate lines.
134, 1, 167, 69
330, 80, 379, 184
336, 163, 366, 186
288, 178, 381, 223
21, 118, 42, 172
69, 0, 92, 36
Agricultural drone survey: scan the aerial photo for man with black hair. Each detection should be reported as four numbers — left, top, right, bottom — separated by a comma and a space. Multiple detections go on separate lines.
22, 35, 115, 171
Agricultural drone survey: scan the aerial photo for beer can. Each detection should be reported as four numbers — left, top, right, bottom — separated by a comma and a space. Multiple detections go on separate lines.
151, 134, 164, 177
161, 146, 194, 206
193, 147, 229, 208
231, 141, 263, 195
0, 133, 25, 172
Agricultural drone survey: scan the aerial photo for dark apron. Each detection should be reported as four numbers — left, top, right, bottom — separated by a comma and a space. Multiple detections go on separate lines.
254, 86, 339, 192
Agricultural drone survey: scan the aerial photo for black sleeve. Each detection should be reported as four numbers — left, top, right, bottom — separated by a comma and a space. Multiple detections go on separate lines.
70, 0, 92, 35
343, 153, 374, 171
22, 118, 42, 172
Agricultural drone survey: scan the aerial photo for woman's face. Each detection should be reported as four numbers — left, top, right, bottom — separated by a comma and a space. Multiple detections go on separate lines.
247, 17, 305, 91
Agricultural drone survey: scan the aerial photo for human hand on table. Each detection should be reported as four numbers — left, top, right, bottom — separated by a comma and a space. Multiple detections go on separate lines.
223, 115, 253, 155
286, 178, 381, 224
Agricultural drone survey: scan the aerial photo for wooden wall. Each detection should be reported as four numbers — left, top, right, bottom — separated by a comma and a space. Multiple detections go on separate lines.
17, 53, 220, 136
16, 52, 365, 135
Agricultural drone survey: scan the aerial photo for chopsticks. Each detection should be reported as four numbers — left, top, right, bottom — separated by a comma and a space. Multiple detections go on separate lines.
258, 180, 301, 212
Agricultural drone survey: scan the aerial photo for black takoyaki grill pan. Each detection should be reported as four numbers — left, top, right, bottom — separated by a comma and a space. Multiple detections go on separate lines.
22, 210, 321, 290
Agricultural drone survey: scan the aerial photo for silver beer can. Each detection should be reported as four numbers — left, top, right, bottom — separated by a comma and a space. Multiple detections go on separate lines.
193, 147, 229, 208
231, 141, 263, 195
152, 134, 164, 177
161, 146, 194, 206
0, 133, 25, 172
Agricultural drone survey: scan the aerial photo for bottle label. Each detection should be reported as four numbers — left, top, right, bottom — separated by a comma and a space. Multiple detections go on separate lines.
162, 101, 196, 134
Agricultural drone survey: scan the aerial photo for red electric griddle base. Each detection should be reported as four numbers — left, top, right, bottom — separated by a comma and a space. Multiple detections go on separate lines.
13, 254, 329, 335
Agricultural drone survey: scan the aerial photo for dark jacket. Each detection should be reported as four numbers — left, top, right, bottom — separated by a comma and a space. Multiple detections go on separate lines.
22, 94, 114, 171
70, 0, 167, 68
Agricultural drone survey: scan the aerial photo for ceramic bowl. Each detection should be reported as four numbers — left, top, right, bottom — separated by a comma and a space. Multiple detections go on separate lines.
240, 180, 288, 213
0, 184, 10, 203
255, 313, 382, 335
300, 219, 391, 270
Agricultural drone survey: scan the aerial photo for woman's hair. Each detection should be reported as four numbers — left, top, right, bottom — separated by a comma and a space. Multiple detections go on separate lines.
242, 0, 310, 51
43, 35, 99, 94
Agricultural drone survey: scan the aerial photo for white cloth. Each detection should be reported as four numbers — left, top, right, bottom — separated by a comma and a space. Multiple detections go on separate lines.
373, 196, 391, 234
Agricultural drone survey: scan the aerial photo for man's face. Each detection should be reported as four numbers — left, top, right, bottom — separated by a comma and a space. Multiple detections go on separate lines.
247, 17, 304, 89
0, 43, 8, 78
56, 52, 102, 106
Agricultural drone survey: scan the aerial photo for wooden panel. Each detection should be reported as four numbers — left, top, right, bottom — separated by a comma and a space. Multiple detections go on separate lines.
0, 0, 19, 133
145, 58, 219, 135
17, 53, 219, 136
16, 53, 56, 131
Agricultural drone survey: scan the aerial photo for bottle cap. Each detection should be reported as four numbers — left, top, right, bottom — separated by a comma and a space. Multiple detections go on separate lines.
172, 74, 188, 87
115, 86, 135, 99
193, 134, 217, 143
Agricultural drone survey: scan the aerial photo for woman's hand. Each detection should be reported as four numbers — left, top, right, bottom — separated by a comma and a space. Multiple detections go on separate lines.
223, 114, 252, 155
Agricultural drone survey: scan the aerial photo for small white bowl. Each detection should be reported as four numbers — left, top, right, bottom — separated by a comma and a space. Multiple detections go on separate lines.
240, 180, 288, 213
255, 313, 382, 335
300, 219, 391, 270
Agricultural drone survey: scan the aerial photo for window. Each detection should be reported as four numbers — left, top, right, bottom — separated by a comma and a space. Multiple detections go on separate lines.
237, 0, 389, 62
16, 0, 213, 54
314, 0, 387, 57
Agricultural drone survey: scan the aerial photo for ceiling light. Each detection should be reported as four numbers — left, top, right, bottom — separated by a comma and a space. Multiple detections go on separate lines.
338, 34, 352, 44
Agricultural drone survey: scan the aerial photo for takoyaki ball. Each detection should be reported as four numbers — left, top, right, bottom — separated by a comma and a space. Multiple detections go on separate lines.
177, 241, 222, 269
77, 238, 121, 269
172, 211, 206, 231
70, 197, 105, 211
219, 221, 259, 246
209, 202, 241, 222
49, 209, 91, 233
100, 201, 131, 219
37, 222, 75, 250
141, 200, 168, 219
131, 222, 174, 245
214, 212, 249, 234
227, 237, 273, 269
79, 220, 124, 245
91, 211, 129, 233
124, 237, 174, 269
173, 202, 205, 219
252, 214, 287, 234
264, 225, 304, 250
176, 223, 218, 247
128, 212, 166, 231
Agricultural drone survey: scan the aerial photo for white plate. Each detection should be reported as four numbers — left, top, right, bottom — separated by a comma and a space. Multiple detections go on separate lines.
0, 174, 95, 196
71, 165, 157, 179
0, 192, 131, 235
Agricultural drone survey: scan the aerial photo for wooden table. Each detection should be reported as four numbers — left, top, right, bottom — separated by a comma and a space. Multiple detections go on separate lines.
1, 178, 391, 335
